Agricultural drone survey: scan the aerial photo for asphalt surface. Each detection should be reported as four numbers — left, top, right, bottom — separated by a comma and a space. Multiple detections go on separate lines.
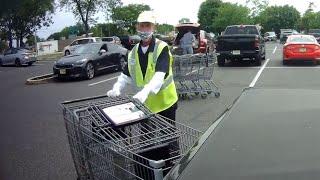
1, 42, 319, 179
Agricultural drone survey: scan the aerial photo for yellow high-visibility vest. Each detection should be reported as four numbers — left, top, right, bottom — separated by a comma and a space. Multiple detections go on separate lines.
128, 39, 178, 113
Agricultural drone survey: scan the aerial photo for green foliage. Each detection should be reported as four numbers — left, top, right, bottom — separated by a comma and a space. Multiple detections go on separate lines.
111, 4, 151, 34
299, 12, 320, 31
156, 24, 174, 35
256, 5, 301, 34
246, 0, 269, 17
0, 0, 54, 47
59, 0, 121, 36
47, 23, 86, 40
198, 0, 223, 32
213, 3, 252, 33
91, 23, 127, 37
178, 18, 191, 24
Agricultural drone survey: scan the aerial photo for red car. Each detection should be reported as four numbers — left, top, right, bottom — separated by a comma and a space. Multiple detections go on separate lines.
283, 35, 320, 65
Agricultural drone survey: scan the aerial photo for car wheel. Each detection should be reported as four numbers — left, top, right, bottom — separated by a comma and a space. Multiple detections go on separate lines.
255, 55, 262, 66
85, 62, 95, 79
217, 56, 225, 66
28, 62, 33, 66
65, 50, 70, 56
0, 59, 3, 66
15, 59, 21, 67
118, 57, 126, 71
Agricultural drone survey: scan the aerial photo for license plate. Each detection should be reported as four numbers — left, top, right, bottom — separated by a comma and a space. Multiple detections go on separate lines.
60, 69, 66, 74
299, 48, 307, 52
232, 50, 241, 55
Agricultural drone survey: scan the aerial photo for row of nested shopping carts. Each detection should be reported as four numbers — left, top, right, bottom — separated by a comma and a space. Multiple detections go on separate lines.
173, 53, 220, 99
62, 96, 202, 180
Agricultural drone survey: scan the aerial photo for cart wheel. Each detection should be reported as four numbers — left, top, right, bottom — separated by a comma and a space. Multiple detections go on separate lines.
182, 94, 188, 100
214, 92, 221, 98
201, 94, 207, 99
207, 91, 212, 95
195, 92, 200, 96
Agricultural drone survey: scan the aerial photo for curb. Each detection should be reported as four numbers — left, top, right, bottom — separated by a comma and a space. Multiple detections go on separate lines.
26, 73, 56, 85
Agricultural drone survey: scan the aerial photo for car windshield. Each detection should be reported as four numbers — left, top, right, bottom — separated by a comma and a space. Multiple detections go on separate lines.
288, 36, 316, 43
74, 44, 101, 54
225, 26, 258, 35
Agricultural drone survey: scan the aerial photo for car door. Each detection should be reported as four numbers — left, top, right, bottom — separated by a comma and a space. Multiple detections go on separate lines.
96, 44, 114, 70
3, 49, 13, 65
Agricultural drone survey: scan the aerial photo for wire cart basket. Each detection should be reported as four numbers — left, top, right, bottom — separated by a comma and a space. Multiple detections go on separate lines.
173, 53, 220, 99
61, 95, 202, 180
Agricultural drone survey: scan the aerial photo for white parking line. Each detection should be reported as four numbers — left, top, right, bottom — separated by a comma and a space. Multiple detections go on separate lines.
88, 76, 118, 86
272, 46, 278, 54
249, 58, 270, 88
266, 66, 320, 69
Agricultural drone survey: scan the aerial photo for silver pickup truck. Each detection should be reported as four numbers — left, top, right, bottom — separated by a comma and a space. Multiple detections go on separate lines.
0, 48, 36, 66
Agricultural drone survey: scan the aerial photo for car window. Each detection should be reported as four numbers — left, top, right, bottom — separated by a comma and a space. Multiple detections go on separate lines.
95, 38, 102, 42
78, 39, 90, 44
4, 49, 12, 55
102, 37, 114, 42
11, 49, 18, 54
70, 40, 78, 46
225, 26, 259, 35
288, 36, 316, 43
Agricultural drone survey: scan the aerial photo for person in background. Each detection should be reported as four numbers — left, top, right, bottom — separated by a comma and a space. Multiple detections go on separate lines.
180, 30, 195, 54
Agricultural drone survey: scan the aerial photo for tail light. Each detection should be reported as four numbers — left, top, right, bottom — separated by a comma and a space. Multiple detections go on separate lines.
254, 36, 259, 48
314, 45, 320, 50
283, 44, 293, 50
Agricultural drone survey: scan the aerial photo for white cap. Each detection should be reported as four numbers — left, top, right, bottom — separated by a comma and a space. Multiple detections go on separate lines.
137, 11, 156, 24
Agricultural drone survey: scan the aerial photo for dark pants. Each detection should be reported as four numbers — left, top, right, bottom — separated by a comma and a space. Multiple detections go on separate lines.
135, 102, 178, 179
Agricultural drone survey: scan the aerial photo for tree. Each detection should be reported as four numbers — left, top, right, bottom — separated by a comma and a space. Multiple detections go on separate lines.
245, 0, 269, 17
299, 11, 320, 32
213, 3, 252, 33
156, 24, 174, 35
111, 4, 151, 34
91, 23, 127, 37
59, 0, 122, 37
256, 5, 301, 35
0, 0, 54, 47
198, 0, 223, 32
178, 18, 191, 24
47, 23, 86, 40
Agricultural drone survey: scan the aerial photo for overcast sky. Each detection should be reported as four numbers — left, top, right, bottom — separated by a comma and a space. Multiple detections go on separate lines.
37, 0, 320, 39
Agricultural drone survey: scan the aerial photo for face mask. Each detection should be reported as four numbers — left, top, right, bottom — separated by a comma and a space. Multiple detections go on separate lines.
137, 31, 153, 41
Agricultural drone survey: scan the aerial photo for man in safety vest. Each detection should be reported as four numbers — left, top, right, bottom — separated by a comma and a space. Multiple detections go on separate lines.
107, 11, 178, 121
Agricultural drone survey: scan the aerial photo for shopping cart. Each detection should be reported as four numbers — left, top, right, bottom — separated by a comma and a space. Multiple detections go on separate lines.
173, 53, 220, 99
61, 95, 202, 180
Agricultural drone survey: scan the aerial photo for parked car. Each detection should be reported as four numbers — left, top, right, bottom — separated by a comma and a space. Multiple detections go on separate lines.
102, 36, 121, 45
280, 29, 299, 44
54, 42, 128, 79
264, 31, 277, 41
165, 88, 320, 180
63, 37, 102, 56
216, 25, 266, 66
0, 48, 36, 66
283, 35, 320, 65
308, 29, 320, 43
173, 23, 208, 55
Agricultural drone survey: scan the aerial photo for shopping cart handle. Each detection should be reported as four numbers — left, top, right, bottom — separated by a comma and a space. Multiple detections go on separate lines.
149, 159, 166, 168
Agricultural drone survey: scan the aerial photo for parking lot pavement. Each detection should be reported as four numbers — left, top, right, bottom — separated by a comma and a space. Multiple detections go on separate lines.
2, 42, 319, 179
